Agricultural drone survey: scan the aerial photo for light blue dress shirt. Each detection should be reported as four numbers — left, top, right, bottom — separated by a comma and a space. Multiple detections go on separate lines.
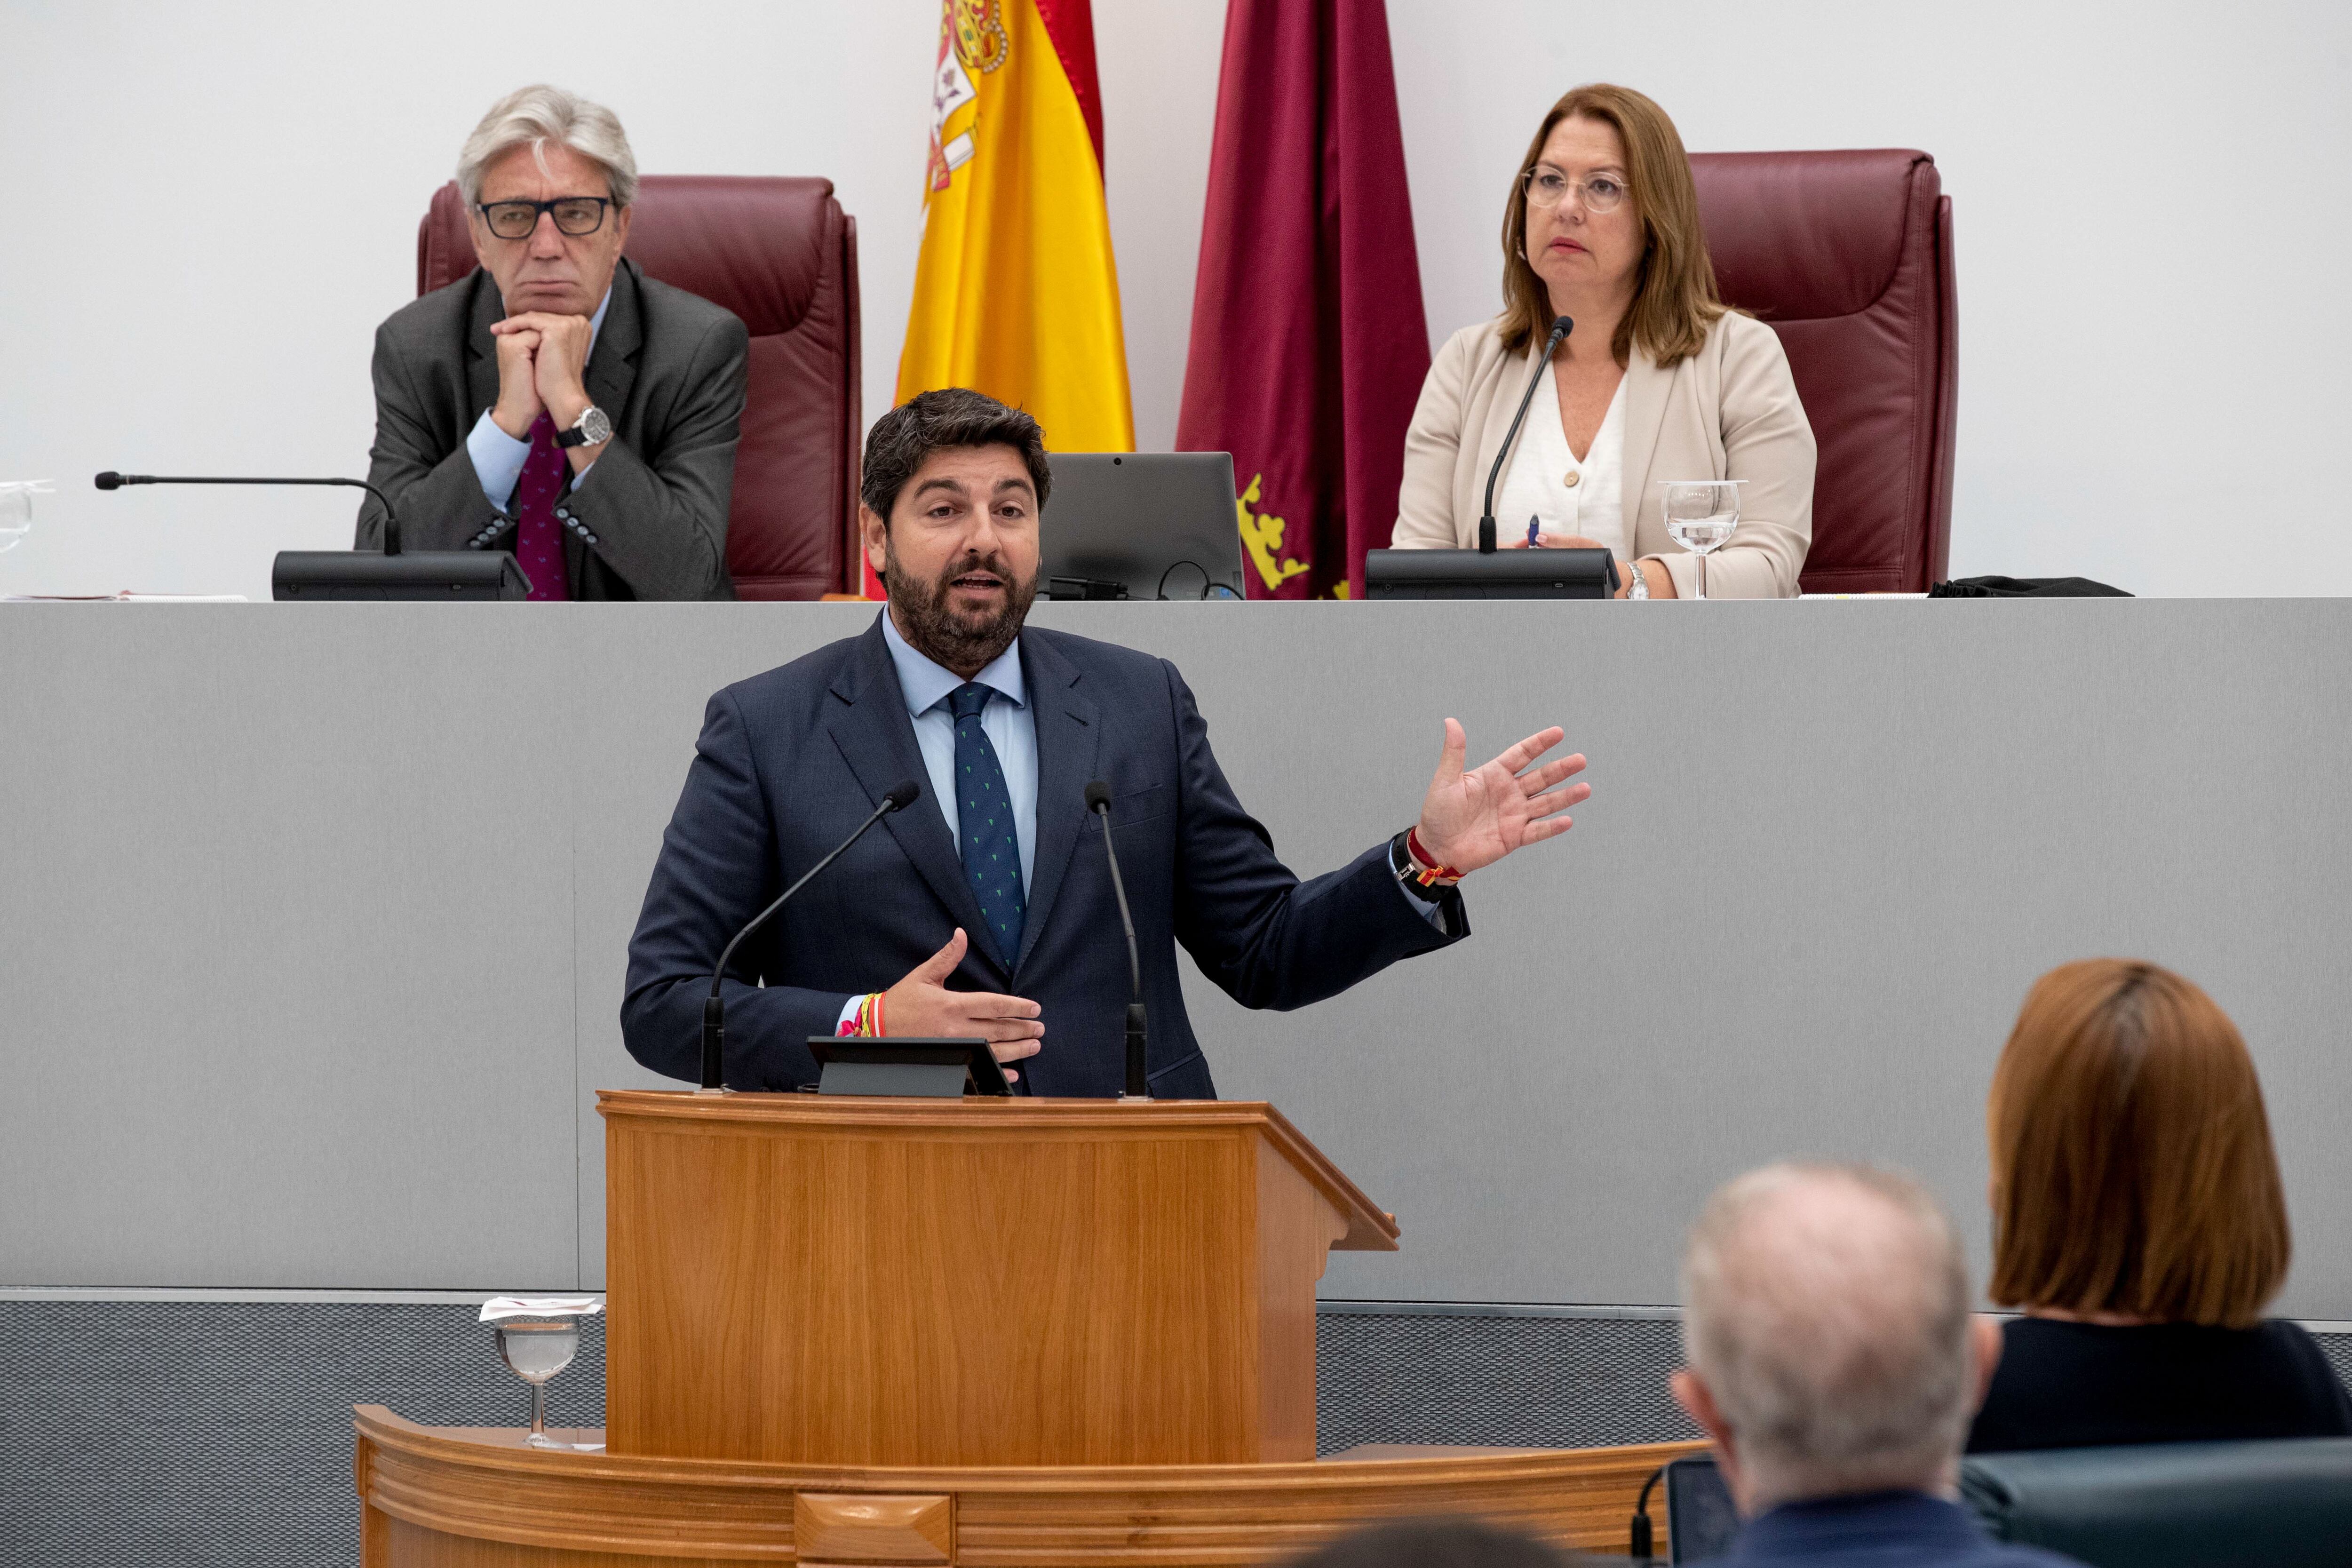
462, 287, 612, 512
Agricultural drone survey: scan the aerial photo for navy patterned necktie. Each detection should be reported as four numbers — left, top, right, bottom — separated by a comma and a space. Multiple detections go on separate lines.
947, 682, 1025, 967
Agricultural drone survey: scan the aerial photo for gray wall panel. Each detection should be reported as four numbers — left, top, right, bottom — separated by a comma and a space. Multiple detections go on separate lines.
1059, 602, 2352, 1314
0, 608, 578, 1288
6, 603, 2349, 1315
560, 606, 876, 1285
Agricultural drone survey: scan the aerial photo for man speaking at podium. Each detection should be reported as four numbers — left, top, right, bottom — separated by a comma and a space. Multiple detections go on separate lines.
621, 390, 1588, 1096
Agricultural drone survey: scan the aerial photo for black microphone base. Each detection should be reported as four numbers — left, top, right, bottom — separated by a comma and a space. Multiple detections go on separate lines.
272, 549, 531, 601
1122, 1002, 1150, 1099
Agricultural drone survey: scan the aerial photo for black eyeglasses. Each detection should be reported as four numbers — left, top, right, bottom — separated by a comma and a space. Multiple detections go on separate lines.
475, 197, 612, 240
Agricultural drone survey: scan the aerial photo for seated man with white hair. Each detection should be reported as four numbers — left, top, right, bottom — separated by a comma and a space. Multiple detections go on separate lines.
1671, 1163, 2086, 1568
356, 84, 748, 599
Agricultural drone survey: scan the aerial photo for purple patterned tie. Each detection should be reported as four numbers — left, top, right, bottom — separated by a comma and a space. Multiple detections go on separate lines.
515, 412, 573, 601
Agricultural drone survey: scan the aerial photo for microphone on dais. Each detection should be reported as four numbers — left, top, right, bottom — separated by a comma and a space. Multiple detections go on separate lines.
1477, 315, 1573, 554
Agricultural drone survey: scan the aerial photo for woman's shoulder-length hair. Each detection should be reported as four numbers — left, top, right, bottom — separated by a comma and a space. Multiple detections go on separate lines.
1499, 83, 1727, 368
1988, 958, 2291, 1328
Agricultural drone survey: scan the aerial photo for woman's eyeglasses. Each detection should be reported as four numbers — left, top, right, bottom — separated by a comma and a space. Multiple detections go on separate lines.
1523, 168, 1626, 215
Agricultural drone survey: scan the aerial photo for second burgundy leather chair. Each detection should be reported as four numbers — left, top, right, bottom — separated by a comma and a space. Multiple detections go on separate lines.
417, 176, 861, 599
1689, 150, 1957, 593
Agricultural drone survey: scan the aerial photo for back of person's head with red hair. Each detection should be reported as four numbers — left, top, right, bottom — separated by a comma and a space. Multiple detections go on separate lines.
1988, 959, 2290, 1328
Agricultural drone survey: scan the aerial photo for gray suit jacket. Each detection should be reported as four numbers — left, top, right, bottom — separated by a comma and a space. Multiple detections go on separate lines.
356, 258, 749, 601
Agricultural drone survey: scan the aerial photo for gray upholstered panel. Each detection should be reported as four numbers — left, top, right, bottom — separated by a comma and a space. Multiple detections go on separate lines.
5, 603, 2351, 1317
0, 1298, 2341, 1566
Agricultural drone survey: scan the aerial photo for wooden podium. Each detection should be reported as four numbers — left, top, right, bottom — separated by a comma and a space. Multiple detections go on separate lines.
604, 1091, 1393, 1466
356, 1091, 1701, 1564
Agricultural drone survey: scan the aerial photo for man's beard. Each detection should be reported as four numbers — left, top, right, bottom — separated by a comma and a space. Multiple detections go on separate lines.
884, 543, 1038, 673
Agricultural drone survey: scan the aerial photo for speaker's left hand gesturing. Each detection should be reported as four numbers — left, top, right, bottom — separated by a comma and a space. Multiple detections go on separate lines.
1414, 720, 1588, 875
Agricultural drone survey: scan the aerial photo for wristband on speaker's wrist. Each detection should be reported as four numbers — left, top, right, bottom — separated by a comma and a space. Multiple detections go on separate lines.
1403, 827, 1466, 886
836, 990, 887, 1038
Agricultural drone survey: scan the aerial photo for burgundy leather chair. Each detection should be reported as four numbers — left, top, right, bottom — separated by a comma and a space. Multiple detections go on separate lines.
418, 176, 862, 599
1688, 151, 1956, 593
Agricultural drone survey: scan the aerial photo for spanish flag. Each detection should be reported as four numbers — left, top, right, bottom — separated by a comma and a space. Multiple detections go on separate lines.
897, 0, 1134, 454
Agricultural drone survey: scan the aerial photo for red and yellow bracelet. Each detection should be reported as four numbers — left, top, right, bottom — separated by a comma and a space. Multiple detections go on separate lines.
836, 991, 888, 1038
1405, 828, 1466, 887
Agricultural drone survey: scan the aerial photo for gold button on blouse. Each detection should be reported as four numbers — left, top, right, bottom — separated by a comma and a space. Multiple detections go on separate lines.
1563, 470, 1581, 488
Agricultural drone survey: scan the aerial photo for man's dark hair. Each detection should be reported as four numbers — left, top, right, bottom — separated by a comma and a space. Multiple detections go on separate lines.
1282, 1518, 1592, 1568
860, 388, 1052, 525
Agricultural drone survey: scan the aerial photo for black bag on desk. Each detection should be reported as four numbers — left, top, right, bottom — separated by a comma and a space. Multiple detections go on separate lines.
1929, 576, 2132, 597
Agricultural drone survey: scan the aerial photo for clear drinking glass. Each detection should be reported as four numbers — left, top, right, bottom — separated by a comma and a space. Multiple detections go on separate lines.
0, 481, 52, 556
496, 1319, 580, 1448
1660, 480, 1743, 600
482, 1294, 604, 1449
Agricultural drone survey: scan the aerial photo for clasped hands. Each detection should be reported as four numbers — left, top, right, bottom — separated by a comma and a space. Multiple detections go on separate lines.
488, 311, 601, 454
881, 722, 1589, 1078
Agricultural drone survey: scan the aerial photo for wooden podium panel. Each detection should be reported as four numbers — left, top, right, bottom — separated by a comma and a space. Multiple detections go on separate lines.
600, 1092, 1398, 1467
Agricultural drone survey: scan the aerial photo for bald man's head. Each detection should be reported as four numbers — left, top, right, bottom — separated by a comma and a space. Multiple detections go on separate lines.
1675, 1163, 1983, 1511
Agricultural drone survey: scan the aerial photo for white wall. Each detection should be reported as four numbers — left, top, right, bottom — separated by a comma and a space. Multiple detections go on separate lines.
2, 1, 2345, 599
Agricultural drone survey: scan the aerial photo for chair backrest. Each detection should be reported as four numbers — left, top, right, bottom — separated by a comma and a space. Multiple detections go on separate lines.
1961, 1437, 2352, 1568
418, 176, 861, 599
1688, 150, 1956, 593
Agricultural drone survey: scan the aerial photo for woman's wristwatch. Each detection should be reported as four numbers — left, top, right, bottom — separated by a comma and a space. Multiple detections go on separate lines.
1625, 559, 1650, 599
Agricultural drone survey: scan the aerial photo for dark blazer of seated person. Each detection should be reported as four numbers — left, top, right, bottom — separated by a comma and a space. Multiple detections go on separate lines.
359, 255, 746, 600
1966, 958, 2352, 1453
353, 86, 747, 600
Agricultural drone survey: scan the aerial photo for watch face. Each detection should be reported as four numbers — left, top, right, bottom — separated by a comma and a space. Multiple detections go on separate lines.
577, 406, 612, 446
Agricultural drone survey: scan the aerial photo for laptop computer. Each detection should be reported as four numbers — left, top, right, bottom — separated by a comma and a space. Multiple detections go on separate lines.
1665, 1453, 1740, 1562
1040, 453, 1246, 601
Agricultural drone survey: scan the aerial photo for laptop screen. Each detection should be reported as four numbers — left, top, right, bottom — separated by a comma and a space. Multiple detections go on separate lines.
1666, 1455, 1740, 1563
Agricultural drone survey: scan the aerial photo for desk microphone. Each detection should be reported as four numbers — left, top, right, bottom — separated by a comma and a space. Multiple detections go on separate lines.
1477, 315, 1573, 554
700, 780, 922, 1092
1084, 780, 1149, 1099
96, 471, 407, 554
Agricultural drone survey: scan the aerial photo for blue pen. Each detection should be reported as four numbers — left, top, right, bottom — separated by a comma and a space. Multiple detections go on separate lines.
1527, 516, 1542, 548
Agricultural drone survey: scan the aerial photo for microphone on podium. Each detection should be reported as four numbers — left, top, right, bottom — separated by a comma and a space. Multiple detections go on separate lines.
1476, 315, 1573, 554
1085, 780, 1150, 1100
699, 780, 922, 1092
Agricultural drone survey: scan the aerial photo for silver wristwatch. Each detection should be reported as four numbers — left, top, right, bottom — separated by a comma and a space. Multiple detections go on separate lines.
553, 405, 613, 450
1625, 558, 1649, 599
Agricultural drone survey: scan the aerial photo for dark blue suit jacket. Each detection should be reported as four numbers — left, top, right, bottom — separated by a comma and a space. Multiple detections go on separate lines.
1719, 1491, 2085, 1568
621, 616, 1466, 1096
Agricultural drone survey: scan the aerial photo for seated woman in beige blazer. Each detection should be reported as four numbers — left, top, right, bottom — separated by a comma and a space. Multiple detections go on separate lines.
1392, 83, 1815, 599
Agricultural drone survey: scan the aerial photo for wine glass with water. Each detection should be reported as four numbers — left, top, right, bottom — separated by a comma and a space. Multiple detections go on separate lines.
0, 481, 54, 557
483, 1294, 604, 1450
496, 1319, 580, 1448
1660, 480, 1743, 600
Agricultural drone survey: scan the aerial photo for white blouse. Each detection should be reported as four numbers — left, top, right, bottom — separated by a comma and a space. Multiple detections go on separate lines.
1492, 363, 1627, 558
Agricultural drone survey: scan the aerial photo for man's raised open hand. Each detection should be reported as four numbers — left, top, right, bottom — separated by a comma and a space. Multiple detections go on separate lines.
1414, 720, 1589, 875
880, 928, 1044, 1082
